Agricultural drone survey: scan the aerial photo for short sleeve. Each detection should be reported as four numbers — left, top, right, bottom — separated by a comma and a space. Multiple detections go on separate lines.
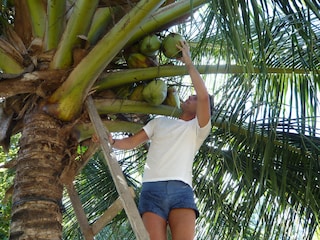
143, 118, 157, 139
196, 117, 211, 139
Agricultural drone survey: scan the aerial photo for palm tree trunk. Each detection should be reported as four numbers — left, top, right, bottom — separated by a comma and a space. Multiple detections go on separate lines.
10, 106, 72, 239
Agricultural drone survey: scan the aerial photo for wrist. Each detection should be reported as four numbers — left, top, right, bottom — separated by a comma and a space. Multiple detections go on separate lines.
185, 61, 195, 70
111, 139, 116, 145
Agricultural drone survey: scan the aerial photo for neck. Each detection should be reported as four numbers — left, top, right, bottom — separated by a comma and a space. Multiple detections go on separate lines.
179, 112, 196, 121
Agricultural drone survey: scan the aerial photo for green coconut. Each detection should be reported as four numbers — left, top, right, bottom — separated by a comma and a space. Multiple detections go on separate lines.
142, 79, 167, 105
140, 34, 162, 56
162, 33, 185, 59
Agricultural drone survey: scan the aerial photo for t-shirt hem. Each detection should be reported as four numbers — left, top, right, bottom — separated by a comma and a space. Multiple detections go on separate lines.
142, 177, 192, 187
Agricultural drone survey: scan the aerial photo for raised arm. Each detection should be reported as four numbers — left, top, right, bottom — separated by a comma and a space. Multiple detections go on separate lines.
177, 40, 211, 127
109, 129, 149, 150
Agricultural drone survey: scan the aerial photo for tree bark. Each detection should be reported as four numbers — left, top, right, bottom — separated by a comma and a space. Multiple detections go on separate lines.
9, 106, 73, 239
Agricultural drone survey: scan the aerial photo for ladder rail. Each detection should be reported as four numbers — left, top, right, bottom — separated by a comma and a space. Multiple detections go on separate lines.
86, 96, 150, 240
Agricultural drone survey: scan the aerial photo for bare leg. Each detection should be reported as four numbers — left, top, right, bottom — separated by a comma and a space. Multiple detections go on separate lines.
168, 208, 196, 240
142, 212, 167, 240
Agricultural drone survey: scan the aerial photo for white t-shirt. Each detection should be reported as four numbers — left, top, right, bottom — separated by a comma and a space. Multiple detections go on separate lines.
142, 116, 211, 187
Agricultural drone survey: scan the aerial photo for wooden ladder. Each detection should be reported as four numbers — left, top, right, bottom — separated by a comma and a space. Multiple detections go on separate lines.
84, 96, 150, 240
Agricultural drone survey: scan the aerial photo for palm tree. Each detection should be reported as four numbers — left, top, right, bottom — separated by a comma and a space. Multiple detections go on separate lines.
0, 0, 319, 239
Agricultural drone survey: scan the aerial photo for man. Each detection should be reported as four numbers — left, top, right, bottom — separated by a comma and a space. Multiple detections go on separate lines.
110, 40, 212, 240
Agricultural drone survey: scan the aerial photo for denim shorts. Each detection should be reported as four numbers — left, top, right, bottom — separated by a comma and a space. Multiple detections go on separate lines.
138, 180, 199, 220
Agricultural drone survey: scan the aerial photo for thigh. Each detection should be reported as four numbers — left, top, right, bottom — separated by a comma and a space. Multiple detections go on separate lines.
142, 212, 167, 240
168, 208, 196, 240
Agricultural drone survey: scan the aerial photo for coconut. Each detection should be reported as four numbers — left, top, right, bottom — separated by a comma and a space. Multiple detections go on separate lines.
142, 79, 167, 105
129, 84, 145, 101
162, 33, 185, 59
140, 34, 162, 56
163, 86, 180, 108
127, 53, 158, 68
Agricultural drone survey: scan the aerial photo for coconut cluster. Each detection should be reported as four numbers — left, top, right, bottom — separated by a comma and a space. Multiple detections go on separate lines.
124, 32, 185, 107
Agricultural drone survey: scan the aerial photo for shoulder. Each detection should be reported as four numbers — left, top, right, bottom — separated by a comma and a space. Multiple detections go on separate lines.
148, 116, 177, 124
143, 117, 164, 132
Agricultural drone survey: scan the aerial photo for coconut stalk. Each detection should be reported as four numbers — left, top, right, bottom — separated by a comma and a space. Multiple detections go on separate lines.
13, 1, 33, 46
94, 99, 182, 117
92, 99, 309, 156
45, 0, 66, 50
0, 38, 24, 74
87, 7, 115, 45
0, 70, 66, 98
4, 26, 28, 55
46, 0, 165, 121
127, 0, 207, 46
0, 51, 24, 75
74, 120, 143, 142
50, 0, 99, 69
95, 65, 307, 91
26, 0, 47, 39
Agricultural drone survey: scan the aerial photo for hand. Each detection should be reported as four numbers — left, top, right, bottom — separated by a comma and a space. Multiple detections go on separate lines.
108, 134, 115, 145
176, 40, 192, 66
92, 134, 99, 143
